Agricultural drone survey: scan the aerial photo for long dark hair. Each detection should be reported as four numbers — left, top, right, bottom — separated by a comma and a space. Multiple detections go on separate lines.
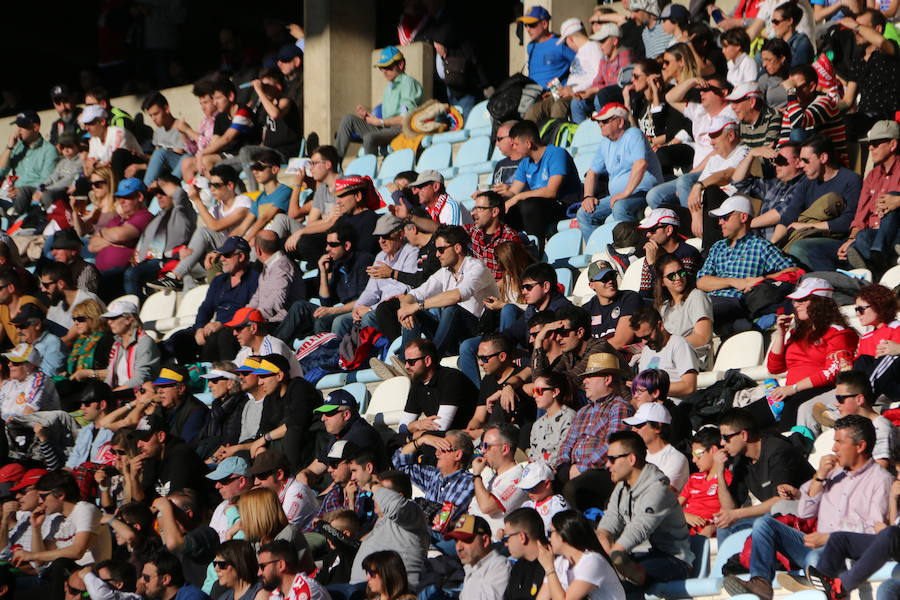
216, 540, 259, 587
793, 296, 849, 342
551, 510, 609, 559
362, 550, 410, 600
533, 370, 577, 409
653, 254, 696, 311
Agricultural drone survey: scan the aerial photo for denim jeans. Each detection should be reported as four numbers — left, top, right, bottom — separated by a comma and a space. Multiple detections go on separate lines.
144, 148, 187, 186
647, 171, 700, 209
123, 258, 163, 298
457, 335, 482, 386
878, 577, 900, 600
576, 192, 648, 241
332, 308, 378, 337
787, 238, 845, 272
815, 527, 900, 592
717, 516, 757, 545
749, 514, 823, 580
400, 305, 480, 357
569, 86, 625, 123
275, 300, 340, 345
852, 208, 900, 260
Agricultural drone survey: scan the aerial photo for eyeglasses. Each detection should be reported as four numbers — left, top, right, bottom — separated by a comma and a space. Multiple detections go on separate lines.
212, 560, 231, 570
73, 316, 89, 323
521, 282, 542, 291
552, 327, 575, 336
209, 182, 226, 189
66, 583, 88, 596
854, 304, 871, 315
365, 568, 377, 578
770, 17, 785, 24
664, 269, 687, 281
531, 386, 557, 397
436, 446, 458, 455
378, 232, 400, 240
325, 241, 343, 248
636, 332, 654, 342
476, 351, 502, 363
869, 139, 891, 147
141, 574, 153, 583
14, 323, 32, 330
495, 136, 509, 142
206, 377, 226, 384
835, 393, 859, 404
501, 531, 526, 544
607, 452, 632, 462
249, 162, 272, 171
691, 448, 708, 458
258, 559, 280, 569
404, 355, 425, 365
720, 431, 742, 442
90, 180, 108, 188
435, 244, 452, 254
471, 205, 494, 212
662, 59, 672, 66
38, 491, 53, 500
257, 373, 276, 379
253, 470, 276, 481
771, 154, 790, 166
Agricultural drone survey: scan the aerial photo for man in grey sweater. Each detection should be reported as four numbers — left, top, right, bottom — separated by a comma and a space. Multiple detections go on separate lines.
34, 131, 83, 208
597, 430, 694, 594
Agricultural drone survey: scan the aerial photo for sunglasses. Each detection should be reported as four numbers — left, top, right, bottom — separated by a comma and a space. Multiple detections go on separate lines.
521, 282, 542, 291
249, 162, 273, 171
435, 244, 452, 254
39, 279, 56, 288
477, 351, 502, 363
141, 574, 153, 583
73, 316, 89, 323
553, 327, 575, 336
607, 452, 632, 462
325, 241, 343, 248
253, 470, 276, 481
38, 491, 53, 500
209, 182, 226, 189
691, 448, 708, 458
854, 304, 871, 315
90, 180, 108, 188
799, 157, 813, 164
206, 377, 226, 384
111, 449, 129, 456
257, 373, 276, 379
662, 59, 672, 66
404, 356, 425, 365
664, 269, 687, 281
720, 431, 742, 442
770, 17, 785, 24
835, 393, 858, 404
771, 154, 790, 166
531, 386, 557, 397
212, 560, 231, 570
869, 139, 891, 147
13, 323, 32, 330
524, 22, 541, 28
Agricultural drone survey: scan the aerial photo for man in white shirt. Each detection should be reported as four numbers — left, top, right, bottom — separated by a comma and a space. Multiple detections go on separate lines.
205, 456, 253, 540
249, 450, 319, 530
78, 105, 143, 179
447, 514, 511, 600
624, 402, 690, 493
394, 225, 498, 356
230, 308, 302, 378
630, 306, 699, 399
469, 423, 529, 539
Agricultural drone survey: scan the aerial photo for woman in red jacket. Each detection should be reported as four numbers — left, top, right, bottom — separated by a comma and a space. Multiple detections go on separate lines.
853, 283, 900, 402
763, 278, 858, 429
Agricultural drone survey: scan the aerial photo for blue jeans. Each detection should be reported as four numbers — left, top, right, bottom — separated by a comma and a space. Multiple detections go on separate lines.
123, 258, 163, 298
749, 514, 823, 580
576, 192, 648, 241
332, 309, 378, 337
816, 527, 900, 592
717, 516, 757, 545
878, 577, 900, 600
447, 92, 478, 120
458, 335, 482, 386
787, 238, 845, 272
275, 300, 340, 345
622, 550, 692, 600
647, 172, 700, 209
569, 86, 625, 123
143, 148, 186, 186
852, 208, 900, 259
400, 305, 480, 358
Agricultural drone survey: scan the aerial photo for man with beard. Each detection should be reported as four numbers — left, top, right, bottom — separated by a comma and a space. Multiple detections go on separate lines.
128, 417, 213, 504
139, 550, 209, 600
629, 306, 699, 399
258, 539, 328, 600
40, 262, 103, 343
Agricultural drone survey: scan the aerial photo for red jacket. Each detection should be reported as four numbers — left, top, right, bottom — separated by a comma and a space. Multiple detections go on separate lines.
767, 324, 858, 387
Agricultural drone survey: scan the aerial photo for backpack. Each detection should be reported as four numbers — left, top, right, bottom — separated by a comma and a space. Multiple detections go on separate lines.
487, 74, 538, 122
538, 118, 578, 147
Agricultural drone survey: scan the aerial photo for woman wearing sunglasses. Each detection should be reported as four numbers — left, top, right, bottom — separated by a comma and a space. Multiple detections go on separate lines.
528, 371, 577, 465
72, 165, 118, 238
63, 299, 115, 408
361, 550, 416, 600
850, 284, 900, 405
212, 540, 266, 600
97, 430, 143, 512
652, 254, 713, 369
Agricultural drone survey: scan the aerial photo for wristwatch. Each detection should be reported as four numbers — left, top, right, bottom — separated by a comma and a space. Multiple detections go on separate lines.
264, 432, 273, 443
418, 299, 426, 310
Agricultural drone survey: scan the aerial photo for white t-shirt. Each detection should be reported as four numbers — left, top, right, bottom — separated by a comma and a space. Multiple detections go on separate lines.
1, 511, 63, 558
727, 54, 758, 87
552, 552, 626, 600
468, 463, 529, 540
209, 500, 232, 541
53, 501, 112, 565
647, 444, 690, 493
568, 41, 604, 92
523, 494, 570, 534
211, 194, 254, 236
681, 104, 738, 168
280, 478, 319, 530
47, 290, 104, 332
873, 415, 894, 462
234, 335, 303, 378
698, 145, 750, 194
88, 127, 142, 164
435, 197, 474, 226
638, 334, 700, 387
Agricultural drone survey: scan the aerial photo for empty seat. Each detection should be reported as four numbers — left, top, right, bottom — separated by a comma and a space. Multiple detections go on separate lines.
344, 154, 377, 178
544, 229, 583, 264
153, 284, 210, 333
881, 264, 900, 289
364, 376, 411, 427
376, 148, 414, 183
139, 291, 178, 331
445, 136, 492, 178
569, 120, 603, 150
462, 99, 492, 137
446, 173, 479, 201
343, 382, 371, 412
416, 142, 452, 172
619, 259, 644, 292
697, 330, 767, 388
569, 221, 620, 267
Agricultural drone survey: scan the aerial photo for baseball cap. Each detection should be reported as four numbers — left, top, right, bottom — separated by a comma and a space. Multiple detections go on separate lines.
131, 413, 167, 441
325, 440, 359, 465
277, 43, 303, 63
375, 46, 404, 68
10, 303, 45, 326
516, 461, 555, 490
152, 367, 186, 386
660, 3, 690, 20
725, 82, 763, 103
77, 105, 108, 125
591, 102, 629, 122
630, 0, 660, 15
216, 236, 251, 257
0, 463, 25, 483
314, 389, 357, 414
10, 110, 40, 128
409, 169, 444, 187
588, 260, 616, 282
3, 344, 41, 366
101, 299, 138, 319
9, 468, 48, 492
623, 401, 672, 426
638, 208, 680, 229
50, 84, 71, 101
444, 514, 492, 542
225, 307, 265, 328
114, 178, 147, 198
234, 358, 262, 373
251, 359, 283, 376
786, 277, 834, 300
557, 18, 585, 44
860, 120, 900, 143
589, 23, 622, 41
708, 194, 753, 218
247, 450, 290, 476
517, 6, 551, 24
206, 456, 249, 481
52, 228, 83, 250
704, 116, 739, 137
373, 213, 404, 236
201, 368, 239, 382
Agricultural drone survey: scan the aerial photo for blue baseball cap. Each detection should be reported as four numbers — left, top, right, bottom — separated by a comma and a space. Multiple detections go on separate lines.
206, 456, 249, 481
314, 389, 357, 413
114, 178, 147, 197
374, 46, 404, 68
517, 6, 551, 24
216, 236, 251, 256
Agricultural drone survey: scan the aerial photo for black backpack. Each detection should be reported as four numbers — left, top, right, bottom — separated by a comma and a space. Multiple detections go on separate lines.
487, 73, 537, 122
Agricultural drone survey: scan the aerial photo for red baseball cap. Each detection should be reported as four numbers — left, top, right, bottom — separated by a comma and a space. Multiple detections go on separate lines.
10, 468, 48, 492
0, 463, 25, 483
225, 307, 265, 328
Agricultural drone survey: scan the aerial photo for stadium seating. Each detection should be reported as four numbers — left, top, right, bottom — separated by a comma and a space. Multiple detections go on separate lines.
445, 136, 492, 178
375, 148, 415, 185
569, 120, 603, 155
570, 220, 620, 268
544, 228, 583, 265
619, 259, 644, 292
446, 173, 479, 202
364, 375, 411, 427
416, 142, 452, 173
344, 153, 378, 178
695, 330, 766, 389
555, 268, 574, 296
881, 264, 900, 288
646, 529, 752, 599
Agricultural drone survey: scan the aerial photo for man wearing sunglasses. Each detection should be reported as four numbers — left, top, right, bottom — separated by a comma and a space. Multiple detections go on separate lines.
630, 306, 699, 399
151, 366, 209, 445
206, 456, 253, 541
233, 149, 294, 246
732, 142, 805, 240
637, 208, 703, 297
465, 333, 534, 439
11, 303, 65, 378
64, 381, 115, 469
0, 467, 58, 566
42, 261, 102, 345
532, 305, 622, 387
230, 308, 302, 379
582, 260, 642, 349
516, 6, 576, 89
249, 450, 319, 530
140, 550, 208, 600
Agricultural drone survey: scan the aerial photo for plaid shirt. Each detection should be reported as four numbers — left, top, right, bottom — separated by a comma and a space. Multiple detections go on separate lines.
735, 173, 804, 239
553, 394, 633, 472
392, 449, 474, 519
306, 483, 345, 531
697, 233, 794, 298
465, 223, 529, 279
591, 48, 632, 89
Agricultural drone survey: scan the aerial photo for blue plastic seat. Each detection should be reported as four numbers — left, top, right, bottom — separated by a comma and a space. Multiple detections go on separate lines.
446, 173, 479, 201
376, 148, 414, 183
343, 382, 371, 412
574, 153, 594, 182
416, 143, 452, 172
444, 136, 492, 178
344, 154, 377, 178
646, 529, 751, 599
569, 220, 621, 267
462, 99, 492, 138
570, 120, 603, 150
315, 373, 348, 390
555, 268, 573, 295
543, 228, 583, 264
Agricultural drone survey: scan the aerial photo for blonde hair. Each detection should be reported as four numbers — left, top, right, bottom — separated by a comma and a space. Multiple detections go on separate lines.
236, 488, 287, 542
89, 166, 118, 214
72, 298, 109, 334
664, 43, 700, 82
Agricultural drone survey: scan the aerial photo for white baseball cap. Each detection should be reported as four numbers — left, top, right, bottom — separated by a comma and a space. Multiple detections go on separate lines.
786, 277, 834, 300
515, 461, 555, 490
77, 105, 108, 126
704, 115, 739, 137
556, 18, 585, 44
3, 343, 41, 366
589, 23, 622, 41
623, 402, 672, 426
708, 195, 753, 218
725, 82, 762, 103
638, 208, 679, 229
200, 369, 240, 382
592, 102, 630, 122
101, 299, 139, 319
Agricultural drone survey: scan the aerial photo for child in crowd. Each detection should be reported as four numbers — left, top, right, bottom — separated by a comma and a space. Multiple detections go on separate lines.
516, 461, 569, 533
678, 427, 732, 537
315, 509, 361, 586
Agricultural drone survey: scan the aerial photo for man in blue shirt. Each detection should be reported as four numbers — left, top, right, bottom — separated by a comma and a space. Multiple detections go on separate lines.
234, 148, 294, 246
577, 103, 662, 241
12, 304, 65, 378
518, 6, 576, 88
500, 120, 582, 242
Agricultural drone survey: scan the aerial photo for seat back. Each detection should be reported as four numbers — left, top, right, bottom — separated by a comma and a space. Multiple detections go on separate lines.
464, 100, 491, 131
809, 428, 835, 470
345, 154, 377, 178
109, 294, 139, 308
689, 535, 712, 578
377, 148, 414, 181
619, 258, 644, 292
454, 136, 491, 167
364, 376, 411, 417
584, 221, 619, 255
574, 153, 593, 182
880, 264, 900, 289
555, 268, 574, 296
573, 267, 593, 300
446, 173, 479, 200
544, 229, 583, 264
712, 529, 753, 577
140, 291, 177, 323
846, 267, 873, 283
570, 120, 603, 149
712, 330, 765, 372
175, 285, 209, 319
416, 143, 452, 171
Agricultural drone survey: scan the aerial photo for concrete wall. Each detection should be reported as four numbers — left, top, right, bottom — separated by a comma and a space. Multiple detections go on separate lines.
371, 42, 435, 110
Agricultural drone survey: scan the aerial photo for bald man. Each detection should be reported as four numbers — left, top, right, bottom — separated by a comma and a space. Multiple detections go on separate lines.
248, 231, 306, 323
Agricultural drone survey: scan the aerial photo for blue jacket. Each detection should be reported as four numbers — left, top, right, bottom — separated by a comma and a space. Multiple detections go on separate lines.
194, 268, 260, 328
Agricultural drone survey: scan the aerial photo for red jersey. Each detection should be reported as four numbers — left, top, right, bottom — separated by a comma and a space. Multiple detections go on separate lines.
857, 321, 900, 358
679, 469, 733, 532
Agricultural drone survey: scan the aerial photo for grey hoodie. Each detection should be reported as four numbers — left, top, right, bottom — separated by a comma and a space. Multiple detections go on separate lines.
598, 462, 694, 567
350, 486, 431, 590
136, 188, 196, 259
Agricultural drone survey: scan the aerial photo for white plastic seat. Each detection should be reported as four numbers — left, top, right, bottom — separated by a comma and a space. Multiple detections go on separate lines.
154, 285, 210, 333
139, 291, 177, 330
364, 376, 411, 428
881, 264, 900, 289
847, 267, 873, 282
619, 259, 644, 292
109, 294, 139, 308
808, 428, 835, 470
